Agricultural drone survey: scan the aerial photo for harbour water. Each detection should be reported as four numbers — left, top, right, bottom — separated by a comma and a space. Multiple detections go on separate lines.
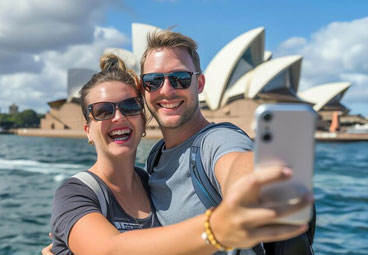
0, 135, 367, 255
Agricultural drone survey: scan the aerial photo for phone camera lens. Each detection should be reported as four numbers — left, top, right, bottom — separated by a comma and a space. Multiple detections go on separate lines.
263, 112, 272, 122
262, 132, 272, 142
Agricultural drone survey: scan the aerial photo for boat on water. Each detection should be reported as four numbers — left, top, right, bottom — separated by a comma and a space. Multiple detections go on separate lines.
0, 127, 14, 135
346, 123, 368, 134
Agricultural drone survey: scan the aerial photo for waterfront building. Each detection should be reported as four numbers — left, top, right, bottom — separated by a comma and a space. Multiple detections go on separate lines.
9, 103, 19, 115
198, 27, 308, 137
298, 82, 368, 130
36, 23, 363, 139
40, 68, 96, 131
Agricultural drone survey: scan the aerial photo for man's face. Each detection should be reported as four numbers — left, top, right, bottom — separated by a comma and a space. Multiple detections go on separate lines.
142, 47, 204, 129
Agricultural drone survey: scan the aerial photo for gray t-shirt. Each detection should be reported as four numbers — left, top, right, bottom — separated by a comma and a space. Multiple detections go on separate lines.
148, 124, 259, 255
51, 169, 160, 255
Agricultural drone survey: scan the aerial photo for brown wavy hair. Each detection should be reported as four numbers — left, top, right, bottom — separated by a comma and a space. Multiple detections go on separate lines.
79, 54, 146, 125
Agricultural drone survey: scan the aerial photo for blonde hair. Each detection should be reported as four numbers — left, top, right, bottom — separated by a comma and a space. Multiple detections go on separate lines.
140, 29, 201, 74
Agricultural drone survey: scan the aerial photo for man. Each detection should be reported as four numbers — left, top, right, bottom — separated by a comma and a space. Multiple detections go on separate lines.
43, 30, 312, 255
139, 30, 313, 254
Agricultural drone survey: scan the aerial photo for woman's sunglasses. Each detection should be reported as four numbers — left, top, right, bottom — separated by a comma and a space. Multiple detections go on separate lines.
141, 71, 200, 92
88, 97, 143, 121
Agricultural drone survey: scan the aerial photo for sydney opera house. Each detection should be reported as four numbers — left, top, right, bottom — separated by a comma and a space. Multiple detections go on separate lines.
37, 23, 367, 139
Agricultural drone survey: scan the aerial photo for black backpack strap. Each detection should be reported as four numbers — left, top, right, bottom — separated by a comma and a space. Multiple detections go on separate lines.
264, 205, 316, 255
260, 196, 316, 255
190, 141, 222, 208
146, 139, 165, 174
308, 204, 316, 244
135, 166, 149, 183
190, 122, 249, 208
190, 122, 264, 255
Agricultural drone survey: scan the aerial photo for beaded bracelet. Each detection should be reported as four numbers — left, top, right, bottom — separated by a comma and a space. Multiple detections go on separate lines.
201, 208, 233, 252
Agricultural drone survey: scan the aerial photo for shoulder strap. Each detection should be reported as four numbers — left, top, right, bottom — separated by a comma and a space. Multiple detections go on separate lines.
135, 166, 149, 182
190, 123, 265, 255
266, 205, 316, 255
146, 139, 165, 174
190, 122, 249, 208
72, 172, 109, 217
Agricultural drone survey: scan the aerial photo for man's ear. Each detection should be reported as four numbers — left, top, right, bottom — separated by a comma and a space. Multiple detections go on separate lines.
197, 73, 205, 93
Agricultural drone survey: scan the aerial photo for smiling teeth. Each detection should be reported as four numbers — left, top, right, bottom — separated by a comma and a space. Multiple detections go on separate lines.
160, 102, 180, 109
109, 128, 131, 136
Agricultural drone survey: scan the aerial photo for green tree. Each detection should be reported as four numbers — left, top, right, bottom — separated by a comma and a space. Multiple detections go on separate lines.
17, 109, 41, 127
0, 114, 14, 129
0, 110, 41, 128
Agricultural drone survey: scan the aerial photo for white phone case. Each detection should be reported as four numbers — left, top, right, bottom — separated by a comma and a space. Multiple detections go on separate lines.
254, 103, 316, 225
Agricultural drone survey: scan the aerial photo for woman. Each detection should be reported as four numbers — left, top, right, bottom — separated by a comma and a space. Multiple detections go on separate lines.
48, 54, 309, 255
50, 54, 161, 254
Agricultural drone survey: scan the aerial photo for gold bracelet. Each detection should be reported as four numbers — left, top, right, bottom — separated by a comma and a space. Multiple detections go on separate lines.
201, 208, 233, 251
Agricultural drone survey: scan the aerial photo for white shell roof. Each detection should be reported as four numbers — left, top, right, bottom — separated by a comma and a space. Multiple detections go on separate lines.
103, 48, 138, 72
298, 82, 351, 111
246, 55, 302, 98
220, 55, 303, 106
132, 23, 162, 71
264, 51, 273, 61
203, 27, 265, 110
220, 70, 254, 107
67, 68, 97, 101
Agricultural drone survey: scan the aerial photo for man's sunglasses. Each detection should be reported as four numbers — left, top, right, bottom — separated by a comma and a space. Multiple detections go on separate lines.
88, 97, 143, 121
141, 71, 200, 92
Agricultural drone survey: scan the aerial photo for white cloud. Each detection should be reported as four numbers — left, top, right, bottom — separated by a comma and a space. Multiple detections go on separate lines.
277, 37, 307, 55
42, 26, 128, 71
0, 0, 129, 114
0, 0, 117, 53
275, 17, 368, 116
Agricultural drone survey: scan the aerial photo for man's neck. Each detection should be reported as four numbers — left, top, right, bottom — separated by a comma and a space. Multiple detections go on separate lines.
161, 113, 210, 149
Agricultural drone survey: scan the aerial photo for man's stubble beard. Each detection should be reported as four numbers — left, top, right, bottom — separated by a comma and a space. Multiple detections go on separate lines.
147, 99, 200, 129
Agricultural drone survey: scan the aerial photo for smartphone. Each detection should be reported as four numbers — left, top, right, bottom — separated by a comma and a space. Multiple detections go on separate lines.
253, 103, 316, 225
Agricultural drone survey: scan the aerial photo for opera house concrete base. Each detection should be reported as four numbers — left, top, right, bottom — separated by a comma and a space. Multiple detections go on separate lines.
202, 98, 259, 138
15, 127, 368, 142
315, 131, 368, 141
15, 127, 164, 140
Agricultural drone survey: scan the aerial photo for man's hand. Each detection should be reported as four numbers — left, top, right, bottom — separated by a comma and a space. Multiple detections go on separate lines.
41, 243, 53, 255
41, 233, 53, 255
211, 165, 313, 249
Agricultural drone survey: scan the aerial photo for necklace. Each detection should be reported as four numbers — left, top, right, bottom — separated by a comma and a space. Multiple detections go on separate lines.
130, 209, 155, 230
131, 215, 143, 229
110, 172, 154, 230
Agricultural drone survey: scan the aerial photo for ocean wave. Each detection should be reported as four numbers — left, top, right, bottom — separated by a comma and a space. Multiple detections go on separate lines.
0, 158, 87, 176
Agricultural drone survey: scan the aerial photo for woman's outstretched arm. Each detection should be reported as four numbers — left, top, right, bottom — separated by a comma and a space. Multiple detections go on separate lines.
64, 165, 311, 255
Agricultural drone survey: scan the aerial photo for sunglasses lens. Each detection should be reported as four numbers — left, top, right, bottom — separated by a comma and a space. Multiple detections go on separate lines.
119, 98, 142, 116
142, 73, 164, 91
92, 103, 114, 120
142, 71, 196, 92
170, 71, 192, 89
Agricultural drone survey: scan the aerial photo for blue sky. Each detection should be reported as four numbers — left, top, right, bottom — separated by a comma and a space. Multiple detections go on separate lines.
0, 0, 367, 116
106, 0, 368, 67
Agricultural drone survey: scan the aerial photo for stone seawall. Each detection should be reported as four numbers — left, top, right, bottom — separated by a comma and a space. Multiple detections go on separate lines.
16, 128, 86, 138
15, 128, 163, 139
13, 128, 368, 141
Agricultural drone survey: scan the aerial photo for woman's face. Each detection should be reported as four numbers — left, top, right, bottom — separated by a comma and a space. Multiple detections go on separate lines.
84, 81, 144, 159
